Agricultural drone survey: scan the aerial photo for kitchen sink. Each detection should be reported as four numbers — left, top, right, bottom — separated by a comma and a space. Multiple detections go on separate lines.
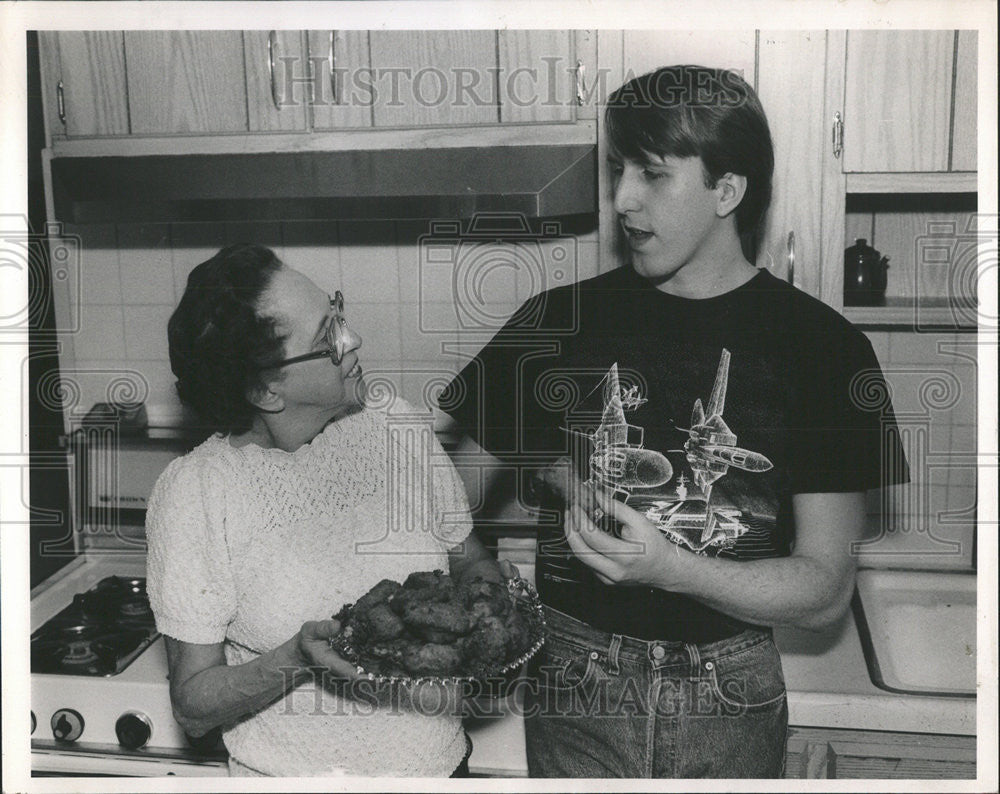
853, 569, 977, 697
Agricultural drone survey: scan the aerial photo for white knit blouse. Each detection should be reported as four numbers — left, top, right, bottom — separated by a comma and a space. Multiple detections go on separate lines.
145, 399, 472, 777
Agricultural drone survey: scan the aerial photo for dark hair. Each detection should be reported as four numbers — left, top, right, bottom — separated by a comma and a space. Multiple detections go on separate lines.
168, 244, 286, 435
605, 65, 774, 262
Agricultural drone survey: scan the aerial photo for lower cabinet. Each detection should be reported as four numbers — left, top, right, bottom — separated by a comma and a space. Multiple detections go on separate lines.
785, 727, 976, 779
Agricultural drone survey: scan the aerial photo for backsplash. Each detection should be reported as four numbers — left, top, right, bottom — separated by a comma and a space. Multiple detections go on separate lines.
858, 329, 977, 569
54, 224, 975, 568
57, 219, 601, 427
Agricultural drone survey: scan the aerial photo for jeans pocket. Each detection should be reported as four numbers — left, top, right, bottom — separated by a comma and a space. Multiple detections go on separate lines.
704, 639, 786, 712
531, 644, 601, 693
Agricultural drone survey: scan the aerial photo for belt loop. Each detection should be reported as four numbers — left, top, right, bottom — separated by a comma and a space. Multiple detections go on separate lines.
684, 643, 701, 678
607, 634, 622, 675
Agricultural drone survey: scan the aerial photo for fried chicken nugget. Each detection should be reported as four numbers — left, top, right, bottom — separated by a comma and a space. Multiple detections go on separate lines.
390, 571, 455, 615
459, 577, 511, 624
402, 600, 473, 642
357, 602, 406, 641
402, 642, 463, 677
503, 607, 531, 656
352, 579, 402, 616
461, 616, 511, 675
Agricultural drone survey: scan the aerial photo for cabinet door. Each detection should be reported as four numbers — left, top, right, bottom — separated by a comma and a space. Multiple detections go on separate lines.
124, 31, 249, 134
307, 30, 373, 130
756, 31, 828, 298
843, 31, 954, 172
368, 31, 498, 126
498, 30, 575, 123
621, 30, 757, 86
243, 30, 308, 132
39, 31, 129, 138
951, 31, 977, 171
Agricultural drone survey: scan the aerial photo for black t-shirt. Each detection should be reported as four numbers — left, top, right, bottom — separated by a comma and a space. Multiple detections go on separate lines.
439, 266, 909, 642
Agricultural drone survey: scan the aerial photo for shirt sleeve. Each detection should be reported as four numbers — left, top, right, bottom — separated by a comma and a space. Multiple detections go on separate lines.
789, 325, 910, 495
145, 453, 237, 644
438, 293, 567, 464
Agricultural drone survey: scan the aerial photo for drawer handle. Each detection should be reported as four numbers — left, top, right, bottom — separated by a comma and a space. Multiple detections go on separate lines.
267, 31, 281, 110
575, 59, 586, 106
57, 80, 66, 125
832, 111, 843, 159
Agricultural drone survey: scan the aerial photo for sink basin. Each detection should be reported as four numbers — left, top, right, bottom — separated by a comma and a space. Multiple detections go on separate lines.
853, 569, 976, 697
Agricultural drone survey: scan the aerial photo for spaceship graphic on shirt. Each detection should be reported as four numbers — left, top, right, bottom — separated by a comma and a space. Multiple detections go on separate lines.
576, 363, 674, 498
578, 351, 774, 555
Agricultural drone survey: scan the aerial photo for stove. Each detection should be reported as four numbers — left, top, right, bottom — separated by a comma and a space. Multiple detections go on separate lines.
31, 576, 158, 678
30, 554, 228, 776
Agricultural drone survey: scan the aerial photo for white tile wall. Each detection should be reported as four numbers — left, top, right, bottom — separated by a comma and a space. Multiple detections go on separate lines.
860, 328, 979, 568
59, 223, 979, 567
61, 220, 596, 423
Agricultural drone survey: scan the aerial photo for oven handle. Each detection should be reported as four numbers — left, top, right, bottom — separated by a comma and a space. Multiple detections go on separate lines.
31, 746, 228, 777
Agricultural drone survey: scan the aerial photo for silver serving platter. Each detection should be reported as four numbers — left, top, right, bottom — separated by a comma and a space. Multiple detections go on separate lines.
331, 576, 546, 685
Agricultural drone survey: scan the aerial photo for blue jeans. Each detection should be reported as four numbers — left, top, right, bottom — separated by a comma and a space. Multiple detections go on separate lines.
524, 605, 788, 778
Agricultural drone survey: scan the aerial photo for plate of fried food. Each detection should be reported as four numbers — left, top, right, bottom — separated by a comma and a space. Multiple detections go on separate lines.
330, 570, 545, 684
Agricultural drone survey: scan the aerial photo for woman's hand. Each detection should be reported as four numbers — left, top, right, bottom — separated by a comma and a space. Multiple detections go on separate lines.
564, 489, 690, 590
294, 619, 359, 679
498, 559, 521, 581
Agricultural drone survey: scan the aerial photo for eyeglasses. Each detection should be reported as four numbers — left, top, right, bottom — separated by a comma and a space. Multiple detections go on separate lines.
272, 292, 351, 368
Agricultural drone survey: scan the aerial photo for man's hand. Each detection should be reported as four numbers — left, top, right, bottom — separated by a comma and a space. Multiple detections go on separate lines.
564, 489, 690, 589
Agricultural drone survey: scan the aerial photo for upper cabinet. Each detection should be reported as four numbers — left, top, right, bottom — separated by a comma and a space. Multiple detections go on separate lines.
841, 31, 977, 173
38, 32, 129, 137
123, 31, 249, 134
39, 30, 591, 142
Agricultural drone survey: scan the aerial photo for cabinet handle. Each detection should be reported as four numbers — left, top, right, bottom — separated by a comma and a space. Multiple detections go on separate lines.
786, 230, 796, 285
267, 31, 281, 110
832, 111, 843, 159
328, 31, 338, 104
575, 59, 586, 106
56, 80, 66, 125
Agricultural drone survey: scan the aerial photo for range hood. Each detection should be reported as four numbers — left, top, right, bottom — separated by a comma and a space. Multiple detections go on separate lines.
50, 144, 596, 224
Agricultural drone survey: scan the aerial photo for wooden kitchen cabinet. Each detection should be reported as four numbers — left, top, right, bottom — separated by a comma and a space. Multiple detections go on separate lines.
243, 30, 309, 132
784, 726, 976, 779
306, 31, 374, 130
841, 31, 977, 174
951, 31, 978, 171
123, 31, 249, 134
755, 31, 828, 298
38, 31, 129, 138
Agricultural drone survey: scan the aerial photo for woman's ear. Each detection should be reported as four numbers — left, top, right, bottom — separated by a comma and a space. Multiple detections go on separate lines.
715, 172, 748, 219
247, 379, 285, 414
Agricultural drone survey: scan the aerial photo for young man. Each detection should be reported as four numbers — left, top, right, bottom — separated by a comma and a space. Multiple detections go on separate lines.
439, 66, 908, 778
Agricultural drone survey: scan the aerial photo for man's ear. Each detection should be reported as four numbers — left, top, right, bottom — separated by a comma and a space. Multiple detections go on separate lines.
247, 379, 285, 414
714, 173, 748, 219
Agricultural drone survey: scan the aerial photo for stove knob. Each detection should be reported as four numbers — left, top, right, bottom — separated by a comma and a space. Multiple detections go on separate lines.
51, 709, 84, 742
116, 711, 153, 750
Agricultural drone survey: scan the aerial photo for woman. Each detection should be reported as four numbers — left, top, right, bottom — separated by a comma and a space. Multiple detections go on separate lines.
146, 244, 503, 777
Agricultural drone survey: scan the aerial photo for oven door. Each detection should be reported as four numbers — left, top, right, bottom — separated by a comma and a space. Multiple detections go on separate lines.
31, 743, 228, 777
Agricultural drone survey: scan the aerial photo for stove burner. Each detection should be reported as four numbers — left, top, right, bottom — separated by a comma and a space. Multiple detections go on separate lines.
31, 577, 159, 677
62, 640, 100, 666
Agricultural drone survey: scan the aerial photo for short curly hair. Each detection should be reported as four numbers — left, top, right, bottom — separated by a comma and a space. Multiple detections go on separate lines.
168, 244, 287, 435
